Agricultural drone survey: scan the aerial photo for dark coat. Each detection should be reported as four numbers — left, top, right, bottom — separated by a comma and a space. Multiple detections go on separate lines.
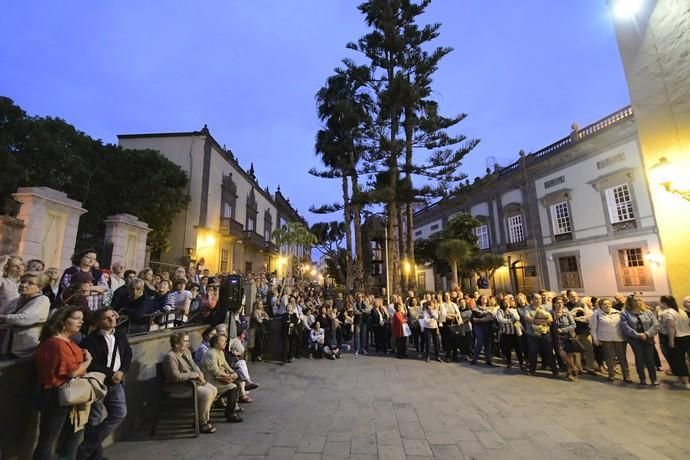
81, 329, 133, 384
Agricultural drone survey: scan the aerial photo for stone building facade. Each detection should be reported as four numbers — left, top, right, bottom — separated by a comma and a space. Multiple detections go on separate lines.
413, 107, 671, 300
118, 126, 307, 275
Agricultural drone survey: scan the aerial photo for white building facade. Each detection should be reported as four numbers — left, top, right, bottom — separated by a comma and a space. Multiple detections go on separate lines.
413, 107, 671, 300
118, 126, 307, 275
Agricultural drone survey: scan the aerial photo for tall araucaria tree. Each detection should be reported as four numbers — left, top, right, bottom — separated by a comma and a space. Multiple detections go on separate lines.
346, 0, 479, 294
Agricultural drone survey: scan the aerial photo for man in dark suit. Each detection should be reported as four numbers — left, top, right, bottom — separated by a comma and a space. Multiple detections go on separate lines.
78, 307, 133, 460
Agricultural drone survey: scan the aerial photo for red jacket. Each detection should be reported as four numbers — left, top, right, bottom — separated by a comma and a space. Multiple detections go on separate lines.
392, 311, 406, 338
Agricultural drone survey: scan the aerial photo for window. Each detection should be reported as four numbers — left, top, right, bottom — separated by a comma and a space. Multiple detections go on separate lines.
220, 249, 229, 272
371, 241, 383, 260
414, 230, 422, 237
416, 273, 426, 290
222, 202, 233, 219
617, 248, 648, 287
475, 225, 490, 250
246, 217, 255, 232
605, 184, 635, 223
557, 256, 582, 289
263, 210, 273, 242
507, 215, 525, 243
430, 224, 439, 231
550, 202, 572, 235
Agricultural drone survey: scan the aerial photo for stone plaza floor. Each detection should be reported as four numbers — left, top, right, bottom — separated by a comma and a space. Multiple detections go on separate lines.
107, 352, 690, 459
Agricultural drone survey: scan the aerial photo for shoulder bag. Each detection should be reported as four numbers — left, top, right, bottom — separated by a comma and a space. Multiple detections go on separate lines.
58, 371, 108, 407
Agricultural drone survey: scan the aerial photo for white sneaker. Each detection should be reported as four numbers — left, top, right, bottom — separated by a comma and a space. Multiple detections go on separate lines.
354, 351, 359, 357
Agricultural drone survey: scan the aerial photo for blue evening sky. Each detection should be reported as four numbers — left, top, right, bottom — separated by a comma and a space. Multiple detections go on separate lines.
0, 1, 630, 224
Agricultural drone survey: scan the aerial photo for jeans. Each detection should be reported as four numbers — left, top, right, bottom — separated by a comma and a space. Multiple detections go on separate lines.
527, 334, 556, 373
600, 341, 630, 380
77, 383, 127, 460
34, 388, 83, 460
424, 328, 440, 359
472, 325, 492, 364
354, 321, 368, 353
500, 333, 524, 367
628, 338, 657, 383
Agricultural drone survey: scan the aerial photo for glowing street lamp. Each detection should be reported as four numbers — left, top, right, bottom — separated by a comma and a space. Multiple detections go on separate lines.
611, 0, 644, 19
649, 157, 690, 201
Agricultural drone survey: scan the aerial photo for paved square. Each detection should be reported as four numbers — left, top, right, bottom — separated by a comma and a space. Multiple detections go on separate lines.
107, 354, 690, 459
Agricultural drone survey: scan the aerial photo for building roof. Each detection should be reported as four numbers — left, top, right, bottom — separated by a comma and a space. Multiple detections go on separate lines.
414, 105, 634, 220
118, 125, 307, 225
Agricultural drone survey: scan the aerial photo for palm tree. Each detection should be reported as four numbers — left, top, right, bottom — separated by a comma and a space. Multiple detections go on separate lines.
435, 239, 473, 288
272, 222, 317, 283
313, 67, 373, 291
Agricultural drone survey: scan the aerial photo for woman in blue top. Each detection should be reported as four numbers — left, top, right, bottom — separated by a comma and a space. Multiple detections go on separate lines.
552, 296, 578, 381
620, 294, 660, 386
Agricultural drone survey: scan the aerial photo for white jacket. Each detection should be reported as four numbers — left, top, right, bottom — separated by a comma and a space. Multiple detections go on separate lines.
2, 295, 50, 357
590, 309, 624, 343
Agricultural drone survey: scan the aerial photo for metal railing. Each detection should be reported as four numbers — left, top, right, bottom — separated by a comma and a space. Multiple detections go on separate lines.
499, 106, 633, 177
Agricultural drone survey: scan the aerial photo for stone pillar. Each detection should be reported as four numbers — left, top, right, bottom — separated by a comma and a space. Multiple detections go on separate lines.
0, 215, 25, 257
12, 187, 87, 270
104, 214, 152, 271
611, 0, 689, 296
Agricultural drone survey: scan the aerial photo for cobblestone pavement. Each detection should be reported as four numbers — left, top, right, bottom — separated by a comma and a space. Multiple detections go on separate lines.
107, 352, 690, 459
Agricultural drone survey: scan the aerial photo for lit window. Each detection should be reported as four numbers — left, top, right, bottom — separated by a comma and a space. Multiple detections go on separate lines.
550, 202, 572, 235
605, 184, 635, 223
507, 215, 525, 243
617, 248, 648, 287
475, 225, 490, 249
558, 256, 582, 289
223, 203, 233, 218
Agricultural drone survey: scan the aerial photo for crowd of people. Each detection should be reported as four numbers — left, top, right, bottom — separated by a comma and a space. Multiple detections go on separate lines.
2, 250, 690, 459
0, 252, 263, 459
261, 284, 690, 389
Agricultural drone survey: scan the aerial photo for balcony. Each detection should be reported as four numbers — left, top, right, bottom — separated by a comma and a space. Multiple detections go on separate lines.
554, 232, 573, 242
506, 240, 527, 251
242, 230, 265, 250
612, 220, 637, 232
264, 241, 279, 254
220, 217, 244, 238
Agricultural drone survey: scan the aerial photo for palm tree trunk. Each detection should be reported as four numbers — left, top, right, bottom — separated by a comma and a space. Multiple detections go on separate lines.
452, 261, 459, 287
341, 174, 354, 292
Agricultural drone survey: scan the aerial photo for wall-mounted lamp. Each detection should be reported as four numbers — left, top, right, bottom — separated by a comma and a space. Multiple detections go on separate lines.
648, 157, 690, 201
645, 251, 664, 267
611, 0, 643, 20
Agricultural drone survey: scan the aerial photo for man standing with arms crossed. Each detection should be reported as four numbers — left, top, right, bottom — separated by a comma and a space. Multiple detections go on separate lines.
78, 307, 132, 460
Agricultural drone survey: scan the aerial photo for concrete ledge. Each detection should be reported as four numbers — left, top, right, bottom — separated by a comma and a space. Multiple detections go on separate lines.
0, 325, 206, 460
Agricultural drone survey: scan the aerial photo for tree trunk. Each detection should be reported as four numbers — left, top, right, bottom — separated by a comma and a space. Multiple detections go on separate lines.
403, 108, 416, 291
351, 174, 365, 292
452, 261, 459, 287
385, 51, 402, 295
405, 203, 416, 290
341, 174, 354, 292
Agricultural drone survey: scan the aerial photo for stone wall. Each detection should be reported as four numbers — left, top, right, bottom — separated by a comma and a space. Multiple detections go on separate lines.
0, 325, 206, 460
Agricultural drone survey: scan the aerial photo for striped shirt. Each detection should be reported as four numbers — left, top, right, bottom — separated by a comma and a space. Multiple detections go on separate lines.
495, 308, 520, 335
